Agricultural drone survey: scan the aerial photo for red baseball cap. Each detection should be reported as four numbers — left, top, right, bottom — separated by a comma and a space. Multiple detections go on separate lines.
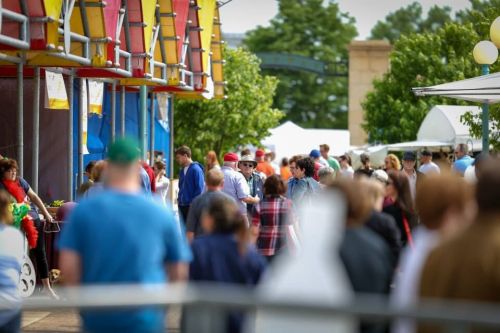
255, 149, 265, 158
223, 152, 239, 162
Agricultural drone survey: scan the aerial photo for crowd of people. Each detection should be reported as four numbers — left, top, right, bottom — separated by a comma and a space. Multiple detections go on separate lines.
0, 139, 499, 333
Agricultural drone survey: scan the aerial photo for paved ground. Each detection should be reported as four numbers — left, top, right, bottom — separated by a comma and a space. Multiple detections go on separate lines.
21, 307, 181, 332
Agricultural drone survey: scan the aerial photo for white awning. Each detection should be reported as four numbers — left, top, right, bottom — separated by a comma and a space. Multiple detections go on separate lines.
412, 72, 500, 104
386, 140, 453, 151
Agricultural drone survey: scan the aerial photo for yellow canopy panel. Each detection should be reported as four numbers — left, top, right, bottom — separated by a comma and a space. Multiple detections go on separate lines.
26, 0, 114, 67
197, 0, 216, 88
211, 6, 224, 99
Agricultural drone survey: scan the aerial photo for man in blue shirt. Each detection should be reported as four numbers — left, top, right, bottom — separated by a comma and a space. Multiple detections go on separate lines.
59, 138, 192, 333
453, 143, 474, 176
175, 145, 205, 224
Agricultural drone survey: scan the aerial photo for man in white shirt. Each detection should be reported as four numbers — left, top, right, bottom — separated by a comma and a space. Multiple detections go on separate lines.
418, 150, 440, 175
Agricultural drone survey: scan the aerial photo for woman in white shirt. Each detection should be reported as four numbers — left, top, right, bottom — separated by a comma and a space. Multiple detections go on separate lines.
154, 161, 170, 206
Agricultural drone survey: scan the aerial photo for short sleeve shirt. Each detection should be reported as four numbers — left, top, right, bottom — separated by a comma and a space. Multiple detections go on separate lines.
221, 166, 250, 214
58, 190, 192, 332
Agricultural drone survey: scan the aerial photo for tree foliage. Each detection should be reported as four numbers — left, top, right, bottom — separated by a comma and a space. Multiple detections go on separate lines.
370, 2, 453, 43
365, 0, 500, 148
243, 0, 357, 129
174, 47, 283, 163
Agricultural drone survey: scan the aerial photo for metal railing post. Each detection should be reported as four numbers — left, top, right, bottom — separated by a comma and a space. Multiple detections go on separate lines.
32, 67, 40, 192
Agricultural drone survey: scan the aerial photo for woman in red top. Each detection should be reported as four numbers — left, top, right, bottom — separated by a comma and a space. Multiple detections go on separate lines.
0, 158, 58, 299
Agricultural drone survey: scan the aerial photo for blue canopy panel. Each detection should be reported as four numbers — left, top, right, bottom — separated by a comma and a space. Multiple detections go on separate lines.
71, 81, 171, 194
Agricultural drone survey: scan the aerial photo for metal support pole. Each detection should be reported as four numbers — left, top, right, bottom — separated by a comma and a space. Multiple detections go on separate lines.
481, 64, 490, 153
68, 74, 74, 201
120, 85, 126, 137
139, 85, 148, 160
32, 68, 40, 192
111, 81, 117, 143
169, 94, 174, 179
149, 92, 155, 166
17, 63, 24, 177
78, 79, 85, 187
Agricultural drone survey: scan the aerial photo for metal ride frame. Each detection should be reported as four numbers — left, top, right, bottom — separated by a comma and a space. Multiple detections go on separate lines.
0, 0, 224, 200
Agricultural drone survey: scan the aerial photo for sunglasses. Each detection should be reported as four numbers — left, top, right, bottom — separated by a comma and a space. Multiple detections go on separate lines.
240, 163, 254, 168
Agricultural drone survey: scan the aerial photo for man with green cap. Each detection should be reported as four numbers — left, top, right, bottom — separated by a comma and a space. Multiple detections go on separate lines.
59, 138, 192, 333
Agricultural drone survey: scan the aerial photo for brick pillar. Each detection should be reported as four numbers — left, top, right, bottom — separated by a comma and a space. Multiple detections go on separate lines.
348, 41, 392, 146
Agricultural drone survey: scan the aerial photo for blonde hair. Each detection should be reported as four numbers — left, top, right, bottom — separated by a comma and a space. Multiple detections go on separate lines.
359, 178, 385, 208
385, 154, 401, 171
91, 160, 107, 182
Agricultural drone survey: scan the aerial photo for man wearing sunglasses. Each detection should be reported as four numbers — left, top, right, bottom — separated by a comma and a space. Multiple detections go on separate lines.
238, 155, 265, 219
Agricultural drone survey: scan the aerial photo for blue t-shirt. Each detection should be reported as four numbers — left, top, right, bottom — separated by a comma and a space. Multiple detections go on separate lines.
453, 155, 474, 176
59, 190, 192, 333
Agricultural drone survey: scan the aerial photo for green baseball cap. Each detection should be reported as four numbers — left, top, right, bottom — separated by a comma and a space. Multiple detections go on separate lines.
107, 138, 140, 164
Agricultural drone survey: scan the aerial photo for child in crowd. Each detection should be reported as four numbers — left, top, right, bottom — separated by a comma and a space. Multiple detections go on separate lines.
189, 195, 266, 333
0, 190, 24, 333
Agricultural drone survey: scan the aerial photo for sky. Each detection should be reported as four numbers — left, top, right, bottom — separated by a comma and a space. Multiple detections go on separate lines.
219, 0, 472, 40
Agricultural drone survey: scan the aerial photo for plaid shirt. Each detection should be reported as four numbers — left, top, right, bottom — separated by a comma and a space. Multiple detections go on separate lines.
252, 196, 293, 256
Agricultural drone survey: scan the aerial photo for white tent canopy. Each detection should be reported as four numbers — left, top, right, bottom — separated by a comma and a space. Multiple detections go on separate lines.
412, 72, 500, 104
261, 121, 350, 161
384, 105, 484, 152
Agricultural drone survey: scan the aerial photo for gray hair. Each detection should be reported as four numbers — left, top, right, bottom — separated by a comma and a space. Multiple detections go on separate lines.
318, 166, 335, 184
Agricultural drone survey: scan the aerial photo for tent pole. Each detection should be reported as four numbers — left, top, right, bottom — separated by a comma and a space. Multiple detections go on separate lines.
78, 79, 85, 187
16, 62, 24, 177
481, 64, 490, 153
32, 67, 40, 192
139, 85, 147, 160
68, 73, 74, 201
120, 85, 125, 137
149, 92, 155, 166
111, 81, 117, 143
169, 94, 174, 179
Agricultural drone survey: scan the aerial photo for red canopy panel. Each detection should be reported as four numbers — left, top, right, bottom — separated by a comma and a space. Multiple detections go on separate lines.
173, 0, 189, 60
188, 1, 202, 89
120, 0, 146, 77
104, 0, 121, 62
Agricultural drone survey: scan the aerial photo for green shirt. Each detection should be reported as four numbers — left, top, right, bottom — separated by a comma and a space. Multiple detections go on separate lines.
327, 157, 340, 171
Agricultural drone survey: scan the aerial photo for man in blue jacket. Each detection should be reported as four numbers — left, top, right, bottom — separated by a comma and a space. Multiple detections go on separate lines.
175, 145, 205, 224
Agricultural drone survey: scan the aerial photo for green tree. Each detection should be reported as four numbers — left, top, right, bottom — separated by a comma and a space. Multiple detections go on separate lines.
243, 0, 357, 129
174, 47, 283, 164
363, 4, 500, 146
370, 2, 452, 43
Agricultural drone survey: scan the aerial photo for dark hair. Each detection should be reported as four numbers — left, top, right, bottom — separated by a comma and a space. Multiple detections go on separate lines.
264, 175, 286, 196
0, 158, 18, 179
296, 157, 315, 177
0, 190, 12, 224
175, 145, 192, 158
85, 161, 96, 174
154, 160, 166, 171
388, 170, 414, 216
456, 143, 469, 154
0, 158, 19, 179
205, 195, 245, 234
360, 153, 370, 165
476, 159, 500, 214
320, 144, 330, 152
339, 154, 351, 166
289, 155, 302, 165
281, 157, 289, 167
